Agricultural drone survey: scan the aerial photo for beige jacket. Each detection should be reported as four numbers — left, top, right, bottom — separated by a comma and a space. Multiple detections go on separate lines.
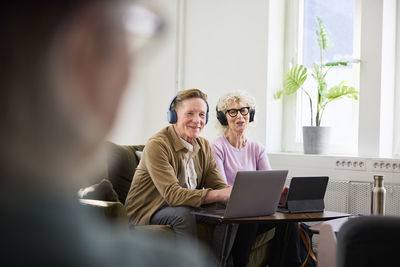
125, 126, 227, 225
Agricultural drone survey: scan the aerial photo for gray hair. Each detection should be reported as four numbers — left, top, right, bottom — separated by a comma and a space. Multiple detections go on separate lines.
215, 90, 256, 133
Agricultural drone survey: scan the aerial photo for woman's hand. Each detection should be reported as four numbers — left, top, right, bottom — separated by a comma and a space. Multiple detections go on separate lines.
279, 186, 289, 205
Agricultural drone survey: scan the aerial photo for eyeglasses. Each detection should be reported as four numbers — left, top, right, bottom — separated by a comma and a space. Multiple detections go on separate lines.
226, 107, 250, 118
123, 4, 165, 52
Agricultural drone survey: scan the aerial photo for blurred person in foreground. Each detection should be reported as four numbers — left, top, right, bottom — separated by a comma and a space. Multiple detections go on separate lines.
211, 91, 301, 267
0, 1, 213, 266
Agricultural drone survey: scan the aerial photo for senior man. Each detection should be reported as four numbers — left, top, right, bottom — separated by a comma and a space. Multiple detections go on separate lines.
125, 89, 232, 238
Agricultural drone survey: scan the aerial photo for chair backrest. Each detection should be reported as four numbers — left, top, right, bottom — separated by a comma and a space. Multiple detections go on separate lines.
105, 142, 144, 204
336, 216, 400, 267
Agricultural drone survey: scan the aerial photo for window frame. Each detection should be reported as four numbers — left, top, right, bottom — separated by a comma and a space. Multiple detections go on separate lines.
280, 0, 399, 158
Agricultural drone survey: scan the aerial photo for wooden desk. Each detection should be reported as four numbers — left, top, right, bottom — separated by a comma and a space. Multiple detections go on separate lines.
192, 210, 350, 267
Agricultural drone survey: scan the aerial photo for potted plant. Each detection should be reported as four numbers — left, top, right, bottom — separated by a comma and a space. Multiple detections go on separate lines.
274, 16, 360, 154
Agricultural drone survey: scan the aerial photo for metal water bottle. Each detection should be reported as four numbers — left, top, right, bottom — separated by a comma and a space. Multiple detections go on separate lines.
371, 175, 386, 215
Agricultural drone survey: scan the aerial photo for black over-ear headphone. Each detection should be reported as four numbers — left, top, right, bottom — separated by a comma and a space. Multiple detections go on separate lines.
216, 106, 255, 126
167, 95, 209, 124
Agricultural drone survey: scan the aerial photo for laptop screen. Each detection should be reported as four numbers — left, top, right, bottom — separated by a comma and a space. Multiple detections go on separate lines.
224, 170, 288, 218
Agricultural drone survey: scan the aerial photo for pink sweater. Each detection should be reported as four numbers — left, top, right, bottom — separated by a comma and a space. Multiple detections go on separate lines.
210, 134, 272, 186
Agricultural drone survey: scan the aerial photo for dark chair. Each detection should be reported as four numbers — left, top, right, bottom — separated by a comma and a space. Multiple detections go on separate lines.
105, 142, 144, 204
336, 215, 400, 267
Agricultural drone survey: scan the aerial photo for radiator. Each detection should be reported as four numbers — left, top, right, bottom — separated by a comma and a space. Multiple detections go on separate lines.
348, 182, 372, 215
324, 180, 400, 216
324, 180, 349, 213
385, 183, 400, 215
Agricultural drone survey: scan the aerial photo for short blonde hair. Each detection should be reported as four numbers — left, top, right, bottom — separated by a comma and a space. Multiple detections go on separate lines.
215, 90, 256, 133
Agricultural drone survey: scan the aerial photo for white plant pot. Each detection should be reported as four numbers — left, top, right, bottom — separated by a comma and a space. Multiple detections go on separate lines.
302, 126, 331, 154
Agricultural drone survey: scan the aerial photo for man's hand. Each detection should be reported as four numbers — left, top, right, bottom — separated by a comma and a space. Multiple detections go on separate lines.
203, 186, 232, 204
279, 185, 289, 205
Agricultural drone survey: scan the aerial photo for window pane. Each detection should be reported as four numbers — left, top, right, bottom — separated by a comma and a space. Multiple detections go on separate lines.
300, 0, 357, 153
303, 0, 354, 66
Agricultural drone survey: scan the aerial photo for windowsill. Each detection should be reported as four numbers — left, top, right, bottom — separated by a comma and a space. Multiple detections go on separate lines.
268, 151, 400, 161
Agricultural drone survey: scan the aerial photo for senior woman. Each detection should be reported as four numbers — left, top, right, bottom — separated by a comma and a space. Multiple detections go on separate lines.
211, 91, 301, 267
125, 89, 231, 242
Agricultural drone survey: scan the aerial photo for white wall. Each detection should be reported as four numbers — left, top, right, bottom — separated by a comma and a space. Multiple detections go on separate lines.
107, 0, 179, 145
181, 0, 270, 144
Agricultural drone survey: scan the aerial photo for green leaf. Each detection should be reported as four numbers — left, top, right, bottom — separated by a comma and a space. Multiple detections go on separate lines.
316, 17, 331, 52
274, 90, 283, 99
312, 62, 321, 78
319, 80, 328, 94
324, 81, 359, 101
311, 62, 327, 94
283, 64, 308, 95
324, 59, 360, 67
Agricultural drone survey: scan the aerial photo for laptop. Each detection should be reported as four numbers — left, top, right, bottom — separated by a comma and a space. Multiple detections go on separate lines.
194, 170, 288, 219
277, 176, 329, 213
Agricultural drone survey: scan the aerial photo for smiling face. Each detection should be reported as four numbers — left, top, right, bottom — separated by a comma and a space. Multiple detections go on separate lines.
225, 101, 250, 135
173, 97, 208, 143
